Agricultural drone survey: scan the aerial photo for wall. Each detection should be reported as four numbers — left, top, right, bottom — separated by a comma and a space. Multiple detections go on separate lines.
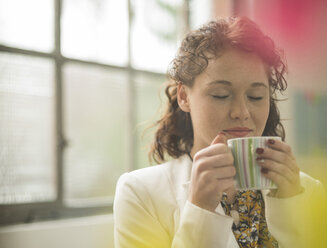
0, 214, 114, 248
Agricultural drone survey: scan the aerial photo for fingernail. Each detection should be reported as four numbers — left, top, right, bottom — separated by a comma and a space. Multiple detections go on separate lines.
261, 168, 268, 174
256, 148, 264, 154
256, 157, 264, 162
268, 139, 275, 145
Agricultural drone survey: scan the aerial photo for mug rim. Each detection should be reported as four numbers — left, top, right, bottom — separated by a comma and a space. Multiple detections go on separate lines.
227, 136, 281, 142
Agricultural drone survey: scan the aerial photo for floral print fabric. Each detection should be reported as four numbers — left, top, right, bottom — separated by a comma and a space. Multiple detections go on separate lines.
221, 190, 279, 248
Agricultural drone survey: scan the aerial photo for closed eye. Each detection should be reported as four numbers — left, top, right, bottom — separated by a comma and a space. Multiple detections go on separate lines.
248, 96, 263, 101
212, 95, 229, 99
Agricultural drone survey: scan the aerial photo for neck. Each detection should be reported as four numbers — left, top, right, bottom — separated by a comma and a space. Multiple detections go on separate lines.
190, 138, 207, 159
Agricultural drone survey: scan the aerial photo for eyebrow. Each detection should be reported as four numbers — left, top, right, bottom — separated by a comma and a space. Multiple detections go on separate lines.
207, 80, 268, 88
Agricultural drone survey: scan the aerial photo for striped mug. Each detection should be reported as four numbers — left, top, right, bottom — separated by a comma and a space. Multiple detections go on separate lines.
227, 136, 281, 190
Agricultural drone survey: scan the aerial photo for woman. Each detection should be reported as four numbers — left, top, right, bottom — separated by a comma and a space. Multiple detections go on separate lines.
114, 17, 324, 248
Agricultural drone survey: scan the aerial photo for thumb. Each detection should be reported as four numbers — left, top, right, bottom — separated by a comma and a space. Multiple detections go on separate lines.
211, 132, 227, 145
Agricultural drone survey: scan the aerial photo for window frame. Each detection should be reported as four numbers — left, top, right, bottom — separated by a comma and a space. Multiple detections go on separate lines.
0, 0, 189, 226
0, 0, 239, 226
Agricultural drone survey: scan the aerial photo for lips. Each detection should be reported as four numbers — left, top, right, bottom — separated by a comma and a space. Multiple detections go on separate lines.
223, 127, 253, 137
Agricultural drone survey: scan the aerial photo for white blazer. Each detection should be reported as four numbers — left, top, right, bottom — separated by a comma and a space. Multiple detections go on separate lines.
114, 154, 324, 248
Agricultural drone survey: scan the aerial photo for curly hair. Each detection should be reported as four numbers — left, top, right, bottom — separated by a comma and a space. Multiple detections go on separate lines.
149, 16, 287, 163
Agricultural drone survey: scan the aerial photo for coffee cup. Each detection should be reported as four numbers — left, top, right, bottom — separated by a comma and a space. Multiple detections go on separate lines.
227, 136, 281, 190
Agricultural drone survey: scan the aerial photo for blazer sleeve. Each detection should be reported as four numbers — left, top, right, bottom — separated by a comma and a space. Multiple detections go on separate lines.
114, 173, 236, 248
114, 173, 171, 248
264, 174, 326, 248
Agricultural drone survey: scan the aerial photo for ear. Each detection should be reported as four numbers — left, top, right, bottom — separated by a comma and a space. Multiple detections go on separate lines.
177, 83, 191, 112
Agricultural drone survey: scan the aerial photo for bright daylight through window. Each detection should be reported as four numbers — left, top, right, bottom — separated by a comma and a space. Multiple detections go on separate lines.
0, 0, 194, 225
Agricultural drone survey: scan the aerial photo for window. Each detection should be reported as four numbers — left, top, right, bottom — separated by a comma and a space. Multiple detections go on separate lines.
0, 53, 55, 205
63, 63, 129, 206
0, 0, 54, 52
61, 0, 128, 66
0, 0, 204, 225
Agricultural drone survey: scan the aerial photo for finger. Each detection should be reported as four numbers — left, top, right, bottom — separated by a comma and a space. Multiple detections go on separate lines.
257, 159, 297, 185
261, 169, 290, 189
211, 132, 227, 145
199, 166, 236, 180
194, 133, 229, 159
256, 147, 299, 173
196, 153, 234, 172
266, 139, 296, 160
199, 169, 235, 184
214, 166, 236, 179
195, 143, 229, 159
216, 177, 235, 192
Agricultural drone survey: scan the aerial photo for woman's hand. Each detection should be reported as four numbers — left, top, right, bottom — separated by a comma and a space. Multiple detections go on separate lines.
188, 133, 236, 212
256, 139, 303, 198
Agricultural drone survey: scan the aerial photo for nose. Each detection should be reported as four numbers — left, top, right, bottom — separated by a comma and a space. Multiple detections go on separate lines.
230, 96, 250, 121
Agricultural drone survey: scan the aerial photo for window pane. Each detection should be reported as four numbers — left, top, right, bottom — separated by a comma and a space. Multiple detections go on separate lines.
131, 0, 181, 72
189, 0, 213, 29
62, 0, 128, 66
0, 53, 56, 204
0, 0, 53, 52
135, 72, 166, 168
63, 63, 128, 205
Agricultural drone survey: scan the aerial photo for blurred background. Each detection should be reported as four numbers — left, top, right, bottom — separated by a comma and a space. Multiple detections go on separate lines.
0, 0, 326, 247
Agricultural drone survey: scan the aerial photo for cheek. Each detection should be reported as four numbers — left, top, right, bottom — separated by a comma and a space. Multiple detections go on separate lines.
190, 98, 223, 126
255, 101, 270, 127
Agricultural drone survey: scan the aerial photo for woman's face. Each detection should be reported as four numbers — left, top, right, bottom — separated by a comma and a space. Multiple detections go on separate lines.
178, 48, 270, 154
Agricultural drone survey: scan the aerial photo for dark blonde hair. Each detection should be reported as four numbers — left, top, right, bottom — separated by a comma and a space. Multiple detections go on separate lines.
149, 16, 287, 163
